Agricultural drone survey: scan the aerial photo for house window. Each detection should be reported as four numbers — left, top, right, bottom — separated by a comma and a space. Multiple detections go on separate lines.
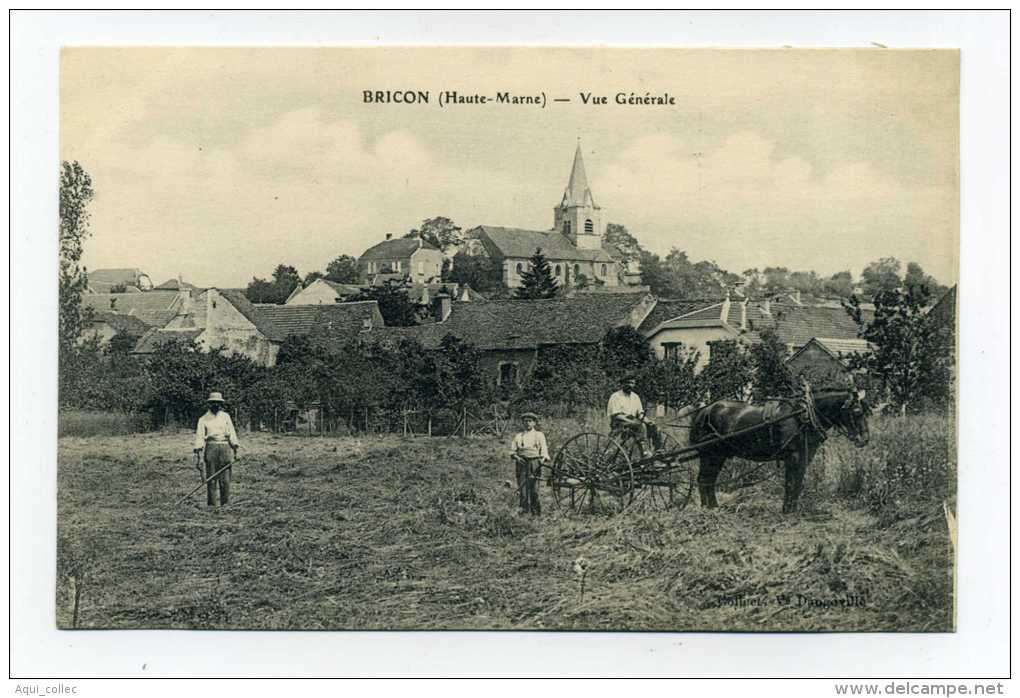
554, 264, 561, 276
515, 262, 522, 274
574, 264, 580, 277
394, 260, 401, 272
601, 264, 608, 277
499, 362, 519, 386
663, 343, 681, 360
585, 219, 594, 233
564, 220, 571, 236
367, 262, 374, 274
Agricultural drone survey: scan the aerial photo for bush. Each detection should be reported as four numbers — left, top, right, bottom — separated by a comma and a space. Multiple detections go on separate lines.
58, 410, 152, 437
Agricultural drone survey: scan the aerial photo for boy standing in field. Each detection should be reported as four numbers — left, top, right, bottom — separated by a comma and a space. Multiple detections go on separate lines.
510, 412, 549, 516
193, 391, 240, 506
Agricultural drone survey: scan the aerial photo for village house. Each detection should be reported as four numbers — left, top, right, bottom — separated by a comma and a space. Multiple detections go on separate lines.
81, 289, 188, 328
132, 288, 385, 366
357, 235, 444, 285
640, 296, 872, 370
367, 292, 657, 386
85, 267, 154, 293
285, 277, 483, 308
463, 144, 641, 290
82, 311, 152, 347
786, 337, 875, 385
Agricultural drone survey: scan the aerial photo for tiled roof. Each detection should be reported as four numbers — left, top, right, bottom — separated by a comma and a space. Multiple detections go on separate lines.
367, 293, 651, 351
359, 237, 439, 261
133, 327, 204, 354
638, 299, 724, 334
321, 279, 364, 296
252, 301, 385, 342
88, 268, 140, 284
750, 303, 868, 347
814, 337, 875, 356
470, 225, 616, 263
155, 278, 197, 291
91, 311, 151, 336
81, 291, 184, 327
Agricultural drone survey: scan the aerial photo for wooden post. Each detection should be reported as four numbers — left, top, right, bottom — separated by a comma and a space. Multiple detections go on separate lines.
427, 414, 432, 438
365, 406, 369, 433
462, 406, 467, 438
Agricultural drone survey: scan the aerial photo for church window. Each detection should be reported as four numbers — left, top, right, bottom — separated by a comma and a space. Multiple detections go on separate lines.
585, 219, 594, 233
564, 220, 571, 236
515, 262, 522, 274
601, 264, 608, 276
554, 264, 561, 276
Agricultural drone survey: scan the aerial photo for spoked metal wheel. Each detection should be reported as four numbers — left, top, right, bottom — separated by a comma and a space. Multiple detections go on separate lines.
551, 432, 634, 514
637, 431, 697, 510
640, 430, 697, 506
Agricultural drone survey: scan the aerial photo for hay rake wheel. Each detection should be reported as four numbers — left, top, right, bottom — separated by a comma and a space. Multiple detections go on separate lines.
612, 430, 697, 511
551, 432, 634, 514
631, 431, 697, 511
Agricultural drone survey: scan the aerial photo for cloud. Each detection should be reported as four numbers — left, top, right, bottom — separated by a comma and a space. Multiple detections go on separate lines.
597, 131, 956, 281
75, 108, 524, 287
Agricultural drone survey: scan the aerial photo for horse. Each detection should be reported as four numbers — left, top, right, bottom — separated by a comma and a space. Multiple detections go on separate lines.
688, 386, 870, 514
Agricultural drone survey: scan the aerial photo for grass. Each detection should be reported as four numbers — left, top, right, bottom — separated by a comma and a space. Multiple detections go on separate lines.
58, 410, 152, 437
56, 414, 955, 631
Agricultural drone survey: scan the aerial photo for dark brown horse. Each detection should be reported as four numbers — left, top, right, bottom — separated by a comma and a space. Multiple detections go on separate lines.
689, 387, 870, 513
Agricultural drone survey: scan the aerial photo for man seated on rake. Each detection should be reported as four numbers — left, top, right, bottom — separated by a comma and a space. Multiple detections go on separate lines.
607, 375, 661, 458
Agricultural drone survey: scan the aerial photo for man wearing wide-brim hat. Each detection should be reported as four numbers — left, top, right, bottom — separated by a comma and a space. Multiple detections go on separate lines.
193, 391, 240, 506
509, 412, 549, 515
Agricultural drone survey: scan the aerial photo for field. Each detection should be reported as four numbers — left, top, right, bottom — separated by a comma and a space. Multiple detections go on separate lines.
56, 414, 955, 631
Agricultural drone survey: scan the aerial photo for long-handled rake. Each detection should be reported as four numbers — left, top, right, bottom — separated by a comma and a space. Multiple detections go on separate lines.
173, 457, 243, 507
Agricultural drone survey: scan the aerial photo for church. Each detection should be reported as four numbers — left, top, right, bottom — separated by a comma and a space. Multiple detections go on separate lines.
464, 144, 640, 289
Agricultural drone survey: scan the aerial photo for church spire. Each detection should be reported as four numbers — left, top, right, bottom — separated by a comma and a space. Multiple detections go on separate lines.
563, 141, 595, 207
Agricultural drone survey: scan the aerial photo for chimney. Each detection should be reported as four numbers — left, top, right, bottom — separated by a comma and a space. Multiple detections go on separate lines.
180, 289, 193, 319
435, 293, 452, 323
385, 233, 393, 240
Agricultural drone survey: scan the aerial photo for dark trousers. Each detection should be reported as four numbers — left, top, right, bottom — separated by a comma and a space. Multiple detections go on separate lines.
515, 457, 542, 515
610, 417, 661, 451
204, 442, 233, 506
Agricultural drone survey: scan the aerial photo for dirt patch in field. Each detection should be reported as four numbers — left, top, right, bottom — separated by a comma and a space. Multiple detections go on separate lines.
57, 428, 953, 631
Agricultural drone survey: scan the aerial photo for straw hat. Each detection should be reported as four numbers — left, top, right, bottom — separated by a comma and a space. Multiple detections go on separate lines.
520, 412, 540, 422
206, 391, 226, 403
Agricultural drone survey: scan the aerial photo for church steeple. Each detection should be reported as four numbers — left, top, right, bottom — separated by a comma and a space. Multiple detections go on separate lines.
554, 141, 603, 249
563, 142, 596, 208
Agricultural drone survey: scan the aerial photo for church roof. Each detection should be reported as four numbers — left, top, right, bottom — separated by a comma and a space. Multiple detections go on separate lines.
563, 143, 597, 208
470, 226, 616, 263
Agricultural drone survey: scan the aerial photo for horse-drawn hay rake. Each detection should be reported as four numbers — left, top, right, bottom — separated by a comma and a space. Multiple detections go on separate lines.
548, 410, 806, 515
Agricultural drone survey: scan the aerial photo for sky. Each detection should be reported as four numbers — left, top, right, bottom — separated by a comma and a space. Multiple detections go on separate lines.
61, 47, 959, 289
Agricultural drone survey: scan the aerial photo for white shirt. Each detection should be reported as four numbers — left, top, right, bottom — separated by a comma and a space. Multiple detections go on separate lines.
510, 429, 550, 461
607, 390, 644, 419
194, 410, 240, 450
